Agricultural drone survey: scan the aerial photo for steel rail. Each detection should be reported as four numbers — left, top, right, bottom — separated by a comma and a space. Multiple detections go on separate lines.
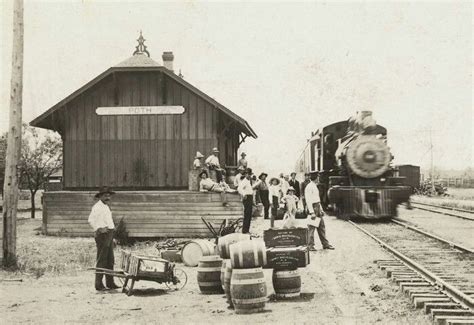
411, 201, 474, 214
392, 218, 474, 254
349, 220, 474, 310
410, 204, 474, 221
410, 201, 474, 221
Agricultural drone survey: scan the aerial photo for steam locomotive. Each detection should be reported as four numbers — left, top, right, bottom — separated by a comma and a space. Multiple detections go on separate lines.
295, 111, 411, 219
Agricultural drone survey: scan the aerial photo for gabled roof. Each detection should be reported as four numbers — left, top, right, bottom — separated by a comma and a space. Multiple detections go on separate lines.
30, 54, 257, 138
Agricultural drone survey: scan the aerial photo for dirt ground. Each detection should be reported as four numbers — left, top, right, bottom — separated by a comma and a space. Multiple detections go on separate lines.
0, 215, 431, 325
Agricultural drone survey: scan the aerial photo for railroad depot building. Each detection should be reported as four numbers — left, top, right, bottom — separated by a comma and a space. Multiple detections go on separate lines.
31, 35, 257, 237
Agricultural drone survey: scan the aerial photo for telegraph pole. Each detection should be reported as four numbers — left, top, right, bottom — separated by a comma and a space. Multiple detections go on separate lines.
3, 0, 24, 266
430, 128, 435, 192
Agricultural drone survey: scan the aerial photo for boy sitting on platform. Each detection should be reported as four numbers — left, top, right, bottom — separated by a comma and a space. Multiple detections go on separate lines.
199, 170, 231, 207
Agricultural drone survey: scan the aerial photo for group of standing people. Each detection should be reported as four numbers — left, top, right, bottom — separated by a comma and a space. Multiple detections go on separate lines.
236, 169, 334, 251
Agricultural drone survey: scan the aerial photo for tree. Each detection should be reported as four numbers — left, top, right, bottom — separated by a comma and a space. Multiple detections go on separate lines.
19, 124, 62, 219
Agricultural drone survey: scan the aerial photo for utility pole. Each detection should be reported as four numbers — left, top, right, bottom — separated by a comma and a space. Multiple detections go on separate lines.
429, 128, 435, 192
3, 0, 24, 266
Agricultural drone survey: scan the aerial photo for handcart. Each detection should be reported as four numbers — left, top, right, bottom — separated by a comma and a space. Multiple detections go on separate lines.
89, 251, 187, 296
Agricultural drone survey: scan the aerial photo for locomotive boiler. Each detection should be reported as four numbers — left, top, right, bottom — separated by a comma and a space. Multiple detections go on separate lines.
295, 111, 411, 219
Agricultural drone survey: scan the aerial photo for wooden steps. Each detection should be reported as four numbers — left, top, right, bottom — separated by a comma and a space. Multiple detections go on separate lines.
43, 191, 243, 238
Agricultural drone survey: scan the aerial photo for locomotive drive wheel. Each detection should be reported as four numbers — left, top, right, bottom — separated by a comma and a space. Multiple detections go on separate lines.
166, 268, 187, 291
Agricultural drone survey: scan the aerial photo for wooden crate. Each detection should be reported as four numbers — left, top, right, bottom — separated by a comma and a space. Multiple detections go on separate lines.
263, 228, 308, 248
128, 254, 170, 277
265, 246, 310, 269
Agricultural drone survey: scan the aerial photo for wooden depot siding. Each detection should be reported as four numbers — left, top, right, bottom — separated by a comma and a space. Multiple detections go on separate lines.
42, 191, 243, 238
61, 71, 229, 189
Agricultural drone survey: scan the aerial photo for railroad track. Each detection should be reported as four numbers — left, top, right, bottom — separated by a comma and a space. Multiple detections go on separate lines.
410, 201, 474, 221
350, 219, 474, 324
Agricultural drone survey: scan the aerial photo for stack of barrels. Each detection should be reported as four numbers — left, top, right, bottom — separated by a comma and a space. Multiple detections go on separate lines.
217, 233, 250, 308
228, 239, 268, 314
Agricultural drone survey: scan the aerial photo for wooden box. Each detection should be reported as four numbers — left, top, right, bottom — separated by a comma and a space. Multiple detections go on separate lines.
263, 228, 308, 248
265, 246, 310, 269
160, 249, 182, 263
128, 255, 170, 277
188, 169, 201, 191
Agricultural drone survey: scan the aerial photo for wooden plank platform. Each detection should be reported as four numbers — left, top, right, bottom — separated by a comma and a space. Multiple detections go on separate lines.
42, 191, 243, 238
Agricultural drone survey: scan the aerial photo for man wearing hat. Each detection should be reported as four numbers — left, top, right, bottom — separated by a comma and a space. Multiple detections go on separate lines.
300, 172, 311, 211
193, 151, 204, 169
253, 172, 270, 219
289, 172, 301, 198
88, 187, 120, 291
205, 147, 225, 183
304, 172, 334, 251
233, 166, 246, 189
237, 152, 248, 170
237, 168, 258, 233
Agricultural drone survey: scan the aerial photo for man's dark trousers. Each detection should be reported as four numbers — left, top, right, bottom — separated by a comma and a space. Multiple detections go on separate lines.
242, 195, 253, 233
259, 190, 270, 219
95, 230, 115, 288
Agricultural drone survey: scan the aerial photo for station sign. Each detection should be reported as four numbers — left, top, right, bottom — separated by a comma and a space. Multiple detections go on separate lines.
96, 106, 185, 116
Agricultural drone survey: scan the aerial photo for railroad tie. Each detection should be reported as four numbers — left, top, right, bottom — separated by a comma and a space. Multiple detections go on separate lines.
424, 302, 461, 314
434, 314, 474, 325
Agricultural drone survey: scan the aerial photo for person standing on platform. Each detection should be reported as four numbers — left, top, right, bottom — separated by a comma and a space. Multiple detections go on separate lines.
205, 147, 225, 182
289, 172, 301, 198
88, 187, 120, 291
238, 168, 256, 233
193, 151, 204, 169
300, 172, 311, 211
233, 166, 245, 189
268, 177, 281, 227
305, 172, 335, 251
237, 152, 248, 170
255, 173, 270, 219
280, 174, 290, 198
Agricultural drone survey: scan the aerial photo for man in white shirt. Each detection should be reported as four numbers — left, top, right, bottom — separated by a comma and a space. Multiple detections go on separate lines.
305, 172, 334, 251
238, 168, 257, 233
205, 147, 225, 182
88, 186, 120, 291
233, 166, 245, 188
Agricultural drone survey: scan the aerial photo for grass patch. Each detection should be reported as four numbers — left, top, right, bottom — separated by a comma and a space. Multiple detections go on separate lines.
413, 187, 474, 211
1, 218, 186, 278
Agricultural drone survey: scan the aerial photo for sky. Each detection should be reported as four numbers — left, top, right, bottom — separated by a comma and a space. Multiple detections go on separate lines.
1, 1, 472, 176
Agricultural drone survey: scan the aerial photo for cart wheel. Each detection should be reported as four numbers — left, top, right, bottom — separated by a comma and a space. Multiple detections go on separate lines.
166, 268, 187, 290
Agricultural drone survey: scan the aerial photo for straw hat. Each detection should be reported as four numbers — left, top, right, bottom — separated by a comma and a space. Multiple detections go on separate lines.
198, 170, 209, 178
287, 186, 296, 194
195, 151, 204, 159
94, 186, 116, 198
212, 147, 219, 153
269, 177, 280, 185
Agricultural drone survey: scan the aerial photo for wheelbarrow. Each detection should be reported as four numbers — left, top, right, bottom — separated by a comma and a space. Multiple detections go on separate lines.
89, 251, 187, 296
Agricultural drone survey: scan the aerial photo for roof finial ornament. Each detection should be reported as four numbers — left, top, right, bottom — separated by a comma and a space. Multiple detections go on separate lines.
133, 31, 150, 57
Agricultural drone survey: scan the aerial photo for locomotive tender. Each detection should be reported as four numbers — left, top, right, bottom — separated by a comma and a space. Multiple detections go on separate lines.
296, 111, 411, 219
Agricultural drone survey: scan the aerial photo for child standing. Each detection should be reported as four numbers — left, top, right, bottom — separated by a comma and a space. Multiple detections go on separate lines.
281, 186, 299, 228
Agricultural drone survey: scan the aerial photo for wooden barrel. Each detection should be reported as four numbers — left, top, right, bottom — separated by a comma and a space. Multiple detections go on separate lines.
272, 269, 301, 299
217, 233, 250, 259
229, 239, 267, 269
197, 255, 224, 294
223, 260, 233, 307
220, 259, 229, 291
181, 240, 216, 267
230, 267, 267, 314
